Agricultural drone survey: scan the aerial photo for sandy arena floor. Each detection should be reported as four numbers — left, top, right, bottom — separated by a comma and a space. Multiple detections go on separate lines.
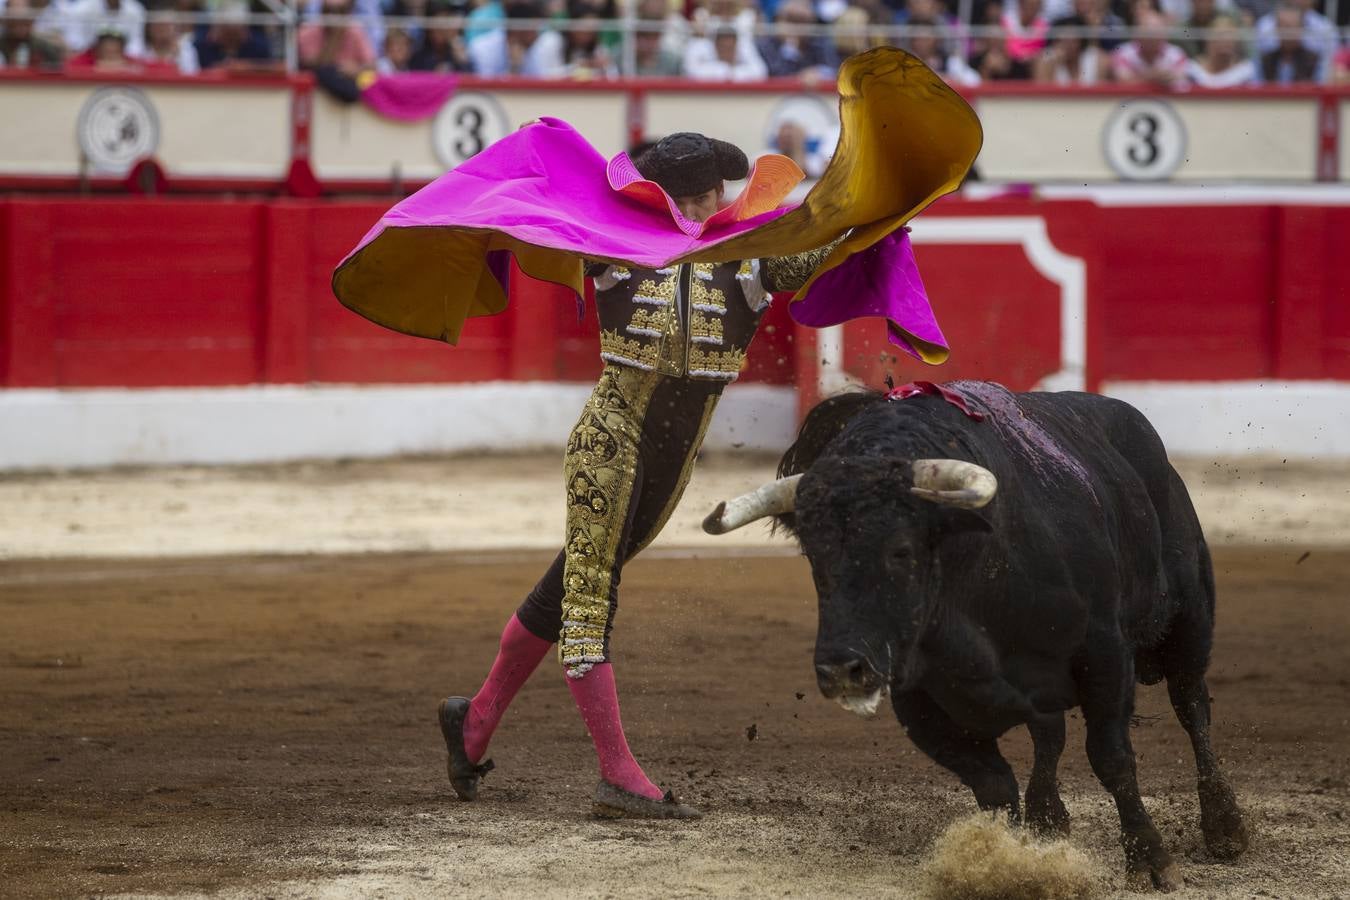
1, 454, 1349, 559
1, 455, 1349, 898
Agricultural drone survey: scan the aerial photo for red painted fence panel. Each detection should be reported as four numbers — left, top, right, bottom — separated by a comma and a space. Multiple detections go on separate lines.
1, 195, 1344, 392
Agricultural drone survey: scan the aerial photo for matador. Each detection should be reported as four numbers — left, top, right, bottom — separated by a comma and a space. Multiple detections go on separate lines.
330, 48, 982, 819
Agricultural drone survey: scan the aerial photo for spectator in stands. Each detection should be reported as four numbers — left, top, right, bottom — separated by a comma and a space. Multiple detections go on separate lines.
1257, 3, 1320, 81
38, 0, 146, 57
1, 0, 64, 67
465, 0, 502, 41
301, 0, 385, 52
830, 5, 887, 58
690, 0, 761, 51
1034, 13, 1110, 82
965, 0, 1034, 79
140, 4, 198, 72
298, 0, 376, 76
756, 0, 835, 78
194, 0, 273, 69
1002, 0, 1049, 64
1334, 43, 1350, 83
1072, 0, 1126, 50
410, 0, 471, 70
1156, 0, 1237, 29
1255, 0, 1334, 80
467, 0, 564, 76
385, 0, 431, 43
811, 0, 849, 23
1234, 0, 1273, 20
562, 0, 618, 78
632, 0, 682, 75
1186, 12, 1255, 84
378, 25, 414, 71
66, 23, 136, 66
900, 0, 973, 58
904, 16, 980, 84
684, 22, 767, 79
1111, 9, 1188, 83
1177, 0, 1222, 56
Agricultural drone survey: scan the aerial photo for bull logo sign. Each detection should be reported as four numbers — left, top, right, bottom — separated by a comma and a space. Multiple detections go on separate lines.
76, 86, 161, 175
763, 95, 839, 181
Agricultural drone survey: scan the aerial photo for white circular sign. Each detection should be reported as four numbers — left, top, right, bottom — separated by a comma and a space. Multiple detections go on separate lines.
763, 95, 839, 178
1102, 100, 1187, 182
432, 92, 510, 169
76, 87, 160, 174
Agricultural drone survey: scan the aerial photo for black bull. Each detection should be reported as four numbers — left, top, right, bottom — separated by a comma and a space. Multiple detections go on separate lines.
704, 383, 1248, 891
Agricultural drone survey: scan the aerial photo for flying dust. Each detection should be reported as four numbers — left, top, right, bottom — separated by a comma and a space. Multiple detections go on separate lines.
919, 813, 1105, 900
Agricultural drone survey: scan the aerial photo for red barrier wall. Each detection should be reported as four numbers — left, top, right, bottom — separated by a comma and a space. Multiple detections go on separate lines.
2, 195, 1346, 391
817, 196, 1350, 399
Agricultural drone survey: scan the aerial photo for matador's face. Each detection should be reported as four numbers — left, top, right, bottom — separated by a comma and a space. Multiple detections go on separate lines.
673, 186, 723, 224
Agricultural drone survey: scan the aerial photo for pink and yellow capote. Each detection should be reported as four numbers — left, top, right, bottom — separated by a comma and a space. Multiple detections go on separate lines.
332, 48, 983, 364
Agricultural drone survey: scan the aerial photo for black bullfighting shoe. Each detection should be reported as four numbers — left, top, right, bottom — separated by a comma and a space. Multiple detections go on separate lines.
592, 781, 702, 820
437, 697, 494, 801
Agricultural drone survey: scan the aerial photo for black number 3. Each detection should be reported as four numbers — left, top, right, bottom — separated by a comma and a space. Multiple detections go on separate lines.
1127, 113, 1160, 168
454, 106, 485, 159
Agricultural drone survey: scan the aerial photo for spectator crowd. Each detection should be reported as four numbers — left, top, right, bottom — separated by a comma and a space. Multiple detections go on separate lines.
1, 0, 1348, 86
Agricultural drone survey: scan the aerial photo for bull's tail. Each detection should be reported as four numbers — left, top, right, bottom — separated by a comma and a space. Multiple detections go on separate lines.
1197, 529, 1217, 622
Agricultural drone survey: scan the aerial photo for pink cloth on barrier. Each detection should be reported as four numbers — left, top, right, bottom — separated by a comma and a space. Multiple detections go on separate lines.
361, 73, 458, 122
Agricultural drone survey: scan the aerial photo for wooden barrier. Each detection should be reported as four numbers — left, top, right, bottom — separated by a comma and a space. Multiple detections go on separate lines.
3, 194, 1348, 394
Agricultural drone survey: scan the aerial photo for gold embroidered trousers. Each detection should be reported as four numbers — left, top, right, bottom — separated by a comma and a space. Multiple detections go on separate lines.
515, 364, 722, 676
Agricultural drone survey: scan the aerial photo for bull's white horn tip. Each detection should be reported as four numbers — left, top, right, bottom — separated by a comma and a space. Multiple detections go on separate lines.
702, 501, 729, 535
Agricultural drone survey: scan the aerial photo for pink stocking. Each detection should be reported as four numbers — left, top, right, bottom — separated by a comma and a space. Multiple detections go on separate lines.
463, 614, 553, 763
567, 662, 663, 800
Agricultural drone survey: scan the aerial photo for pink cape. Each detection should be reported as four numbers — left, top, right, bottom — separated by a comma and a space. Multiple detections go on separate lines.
332, 49, 984, 362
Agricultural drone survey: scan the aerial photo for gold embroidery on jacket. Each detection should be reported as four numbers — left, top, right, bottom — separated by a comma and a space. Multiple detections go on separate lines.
626, 306, 671, 337
687, 345, 746, 379
634, 276, 677, 302
600, 330, 660, 370
760, 236, 844, 292
689, 274, 727, 314
689, 311, 724, 344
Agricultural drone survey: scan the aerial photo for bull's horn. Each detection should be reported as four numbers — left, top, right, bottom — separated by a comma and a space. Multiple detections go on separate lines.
909, 459, 998, 509
702, 474, 803, 535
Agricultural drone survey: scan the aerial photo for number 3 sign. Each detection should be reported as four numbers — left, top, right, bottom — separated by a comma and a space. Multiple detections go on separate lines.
432, 92, 510, 170
1102, 99, 1187, 181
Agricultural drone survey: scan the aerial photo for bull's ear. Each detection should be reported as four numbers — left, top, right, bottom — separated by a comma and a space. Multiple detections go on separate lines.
936, 506, 993, 537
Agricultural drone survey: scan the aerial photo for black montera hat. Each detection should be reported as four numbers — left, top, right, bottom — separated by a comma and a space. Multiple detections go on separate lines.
635, 132, 749, 198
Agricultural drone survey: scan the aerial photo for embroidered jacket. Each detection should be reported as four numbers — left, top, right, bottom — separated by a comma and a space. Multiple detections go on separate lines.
592, 245, 835, 382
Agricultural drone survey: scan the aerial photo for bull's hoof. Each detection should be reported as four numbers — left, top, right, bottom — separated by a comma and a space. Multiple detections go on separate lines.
1154, 862, 1185, 892
1203, 823, 1249, 861
1121, 829, 1181, 894
1025, 791, 1071, 837
1124, 862, 1184, 893
1199, 780, 1249, 860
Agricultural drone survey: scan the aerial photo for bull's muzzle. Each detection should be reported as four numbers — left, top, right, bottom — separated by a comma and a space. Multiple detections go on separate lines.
815, 655, 889, 718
